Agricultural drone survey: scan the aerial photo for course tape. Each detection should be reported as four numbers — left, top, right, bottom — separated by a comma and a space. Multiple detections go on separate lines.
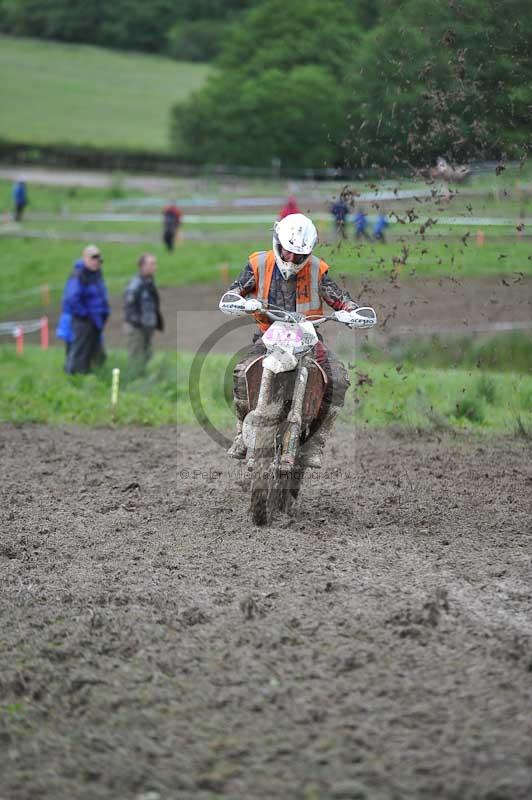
0, 318, 44, 336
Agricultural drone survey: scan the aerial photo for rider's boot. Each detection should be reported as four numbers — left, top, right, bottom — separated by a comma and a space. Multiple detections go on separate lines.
227, 401, 248, 460
299, 408, 338, 469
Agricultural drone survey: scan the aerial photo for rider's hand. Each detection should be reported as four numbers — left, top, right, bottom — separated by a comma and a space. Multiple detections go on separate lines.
334, 309, 355, 326
244, 298, 263, 313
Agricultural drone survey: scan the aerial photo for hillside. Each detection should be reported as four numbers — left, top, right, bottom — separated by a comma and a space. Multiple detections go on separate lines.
0, 35, 210, 153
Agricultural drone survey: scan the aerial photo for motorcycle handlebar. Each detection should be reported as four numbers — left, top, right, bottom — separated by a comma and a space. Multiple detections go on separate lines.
262, 303, 377, 329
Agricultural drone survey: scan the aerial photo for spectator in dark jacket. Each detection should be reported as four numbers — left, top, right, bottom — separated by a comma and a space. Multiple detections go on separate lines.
12, 177, 28, 222
162, 204, 182, 251
65, 244, 110, 374
123, 253, 163, 369
330, 198, 349, 239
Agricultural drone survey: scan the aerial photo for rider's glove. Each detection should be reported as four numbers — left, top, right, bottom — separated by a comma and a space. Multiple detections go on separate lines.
243, 298, 263, 313
334, 309, 356, 326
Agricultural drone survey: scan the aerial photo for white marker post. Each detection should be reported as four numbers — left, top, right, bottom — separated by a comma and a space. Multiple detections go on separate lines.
111, 367, 120, 422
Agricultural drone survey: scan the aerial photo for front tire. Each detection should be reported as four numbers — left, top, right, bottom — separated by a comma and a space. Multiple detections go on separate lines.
250, 420, 277, 526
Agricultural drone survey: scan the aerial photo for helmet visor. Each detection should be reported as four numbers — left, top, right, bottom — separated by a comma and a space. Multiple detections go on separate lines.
280, 247, 309, 266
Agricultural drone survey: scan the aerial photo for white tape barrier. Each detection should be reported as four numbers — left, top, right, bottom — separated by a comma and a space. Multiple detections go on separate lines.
0, 318, 44, 336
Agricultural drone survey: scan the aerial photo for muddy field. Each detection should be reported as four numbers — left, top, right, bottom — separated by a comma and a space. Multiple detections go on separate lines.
1, 423, 531, 799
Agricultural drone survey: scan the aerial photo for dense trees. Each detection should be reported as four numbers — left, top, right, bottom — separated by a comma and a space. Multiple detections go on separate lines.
2, 0, 530, 167
173, 0, 532, 167
0, 0, 255, 59
347, 0, 532, 166
173, 0, 361, 167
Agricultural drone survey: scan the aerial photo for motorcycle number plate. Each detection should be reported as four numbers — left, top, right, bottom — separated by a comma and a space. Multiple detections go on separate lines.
262, 322, 303, 347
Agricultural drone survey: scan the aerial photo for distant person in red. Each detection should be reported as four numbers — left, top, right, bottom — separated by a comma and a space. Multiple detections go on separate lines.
162, 204, 182, 251
278, 196, 300, 220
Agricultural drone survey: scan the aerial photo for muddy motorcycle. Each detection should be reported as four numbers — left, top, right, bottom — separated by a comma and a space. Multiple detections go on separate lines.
230, 300, 377, 526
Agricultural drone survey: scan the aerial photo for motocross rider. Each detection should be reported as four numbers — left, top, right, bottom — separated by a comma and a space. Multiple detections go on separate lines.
219, 213, 360, 469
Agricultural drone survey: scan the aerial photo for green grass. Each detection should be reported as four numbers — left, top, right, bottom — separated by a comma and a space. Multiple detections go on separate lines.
1, 345, 531, 434
344, 360, 532, 432
2, 233, 531, 317
0, 238, 261, 314
0, 35, 210, 152
0, 178, 150, 214
364, 331, 532, 374
0, 346, 179, 425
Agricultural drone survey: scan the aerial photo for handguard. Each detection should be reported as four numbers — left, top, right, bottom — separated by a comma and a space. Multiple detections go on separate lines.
334, 307, 377, 328
219, 291, 263, 316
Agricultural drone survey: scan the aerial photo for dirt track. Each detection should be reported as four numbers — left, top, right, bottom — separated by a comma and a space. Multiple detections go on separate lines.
36, 274, 532, 354
1, 423, 531, 799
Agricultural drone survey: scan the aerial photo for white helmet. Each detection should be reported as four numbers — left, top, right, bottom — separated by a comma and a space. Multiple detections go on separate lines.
273, 213, 318, 280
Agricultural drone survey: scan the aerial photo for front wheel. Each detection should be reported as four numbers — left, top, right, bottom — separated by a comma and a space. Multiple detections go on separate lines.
277, 467, 305, 513
250, 420, 277, 526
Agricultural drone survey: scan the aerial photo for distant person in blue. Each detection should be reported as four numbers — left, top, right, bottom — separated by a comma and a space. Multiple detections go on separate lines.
63, 244, 110, 374
12, 177, 28, 222
330, 197, 349, 239
373, 213, 389, 243
354, 208, 371, 241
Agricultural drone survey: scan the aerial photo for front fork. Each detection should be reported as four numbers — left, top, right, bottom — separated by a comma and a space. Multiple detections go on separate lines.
245, 366, 277, 469
245, 359, 309, 471
280, 359, 309, 472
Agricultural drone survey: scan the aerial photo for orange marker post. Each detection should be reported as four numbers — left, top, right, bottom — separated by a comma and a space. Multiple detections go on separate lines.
40, 317, 49, 349
15, 326, 24, 355
476, 230, 485, 247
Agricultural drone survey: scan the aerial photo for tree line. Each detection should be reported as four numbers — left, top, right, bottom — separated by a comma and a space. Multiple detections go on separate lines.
0, 0, 255, 61
172, 0, 532, 168
2, 0, 530, 168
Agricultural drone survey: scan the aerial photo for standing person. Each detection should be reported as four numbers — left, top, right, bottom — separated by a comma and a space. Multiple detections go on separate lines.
219, 213, 361, 469
123, 253, 164, 370
162, 203, 182, 251
330, 197, 349, 239
12, 177, 28, 222
64, 245, 110, 374
354, 208, 371, 241
373, 213, 389, 243
278, 196, 300, 220
55, 252, 84, 370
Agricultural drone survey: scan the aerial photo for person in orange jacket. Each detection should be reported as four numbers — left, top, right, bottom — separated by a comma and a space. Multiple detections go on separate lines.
219, 213, 360, 468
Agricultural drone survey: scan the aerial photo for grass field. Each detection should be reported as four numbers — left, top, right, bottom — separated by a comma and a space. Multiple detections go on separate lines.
0, 238, 258, 314
0, 35, 210, 152
2, 232, 531, 317
1, 345, 531, 434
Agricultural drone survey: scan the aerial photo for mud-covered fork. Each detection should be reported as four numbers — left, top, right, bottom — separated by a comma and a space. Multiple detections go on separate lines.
280, 356, 310, 472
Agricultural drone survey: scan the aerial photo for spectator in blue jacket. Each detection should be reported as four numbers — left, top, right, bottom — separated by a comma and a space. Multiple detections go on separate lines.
354, 208, 371, 241
64, 244, 110, 374
12, 177, 28, 222
56, 255, 84, 368
373, 213, 389, 243
330, 197, 349, 239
